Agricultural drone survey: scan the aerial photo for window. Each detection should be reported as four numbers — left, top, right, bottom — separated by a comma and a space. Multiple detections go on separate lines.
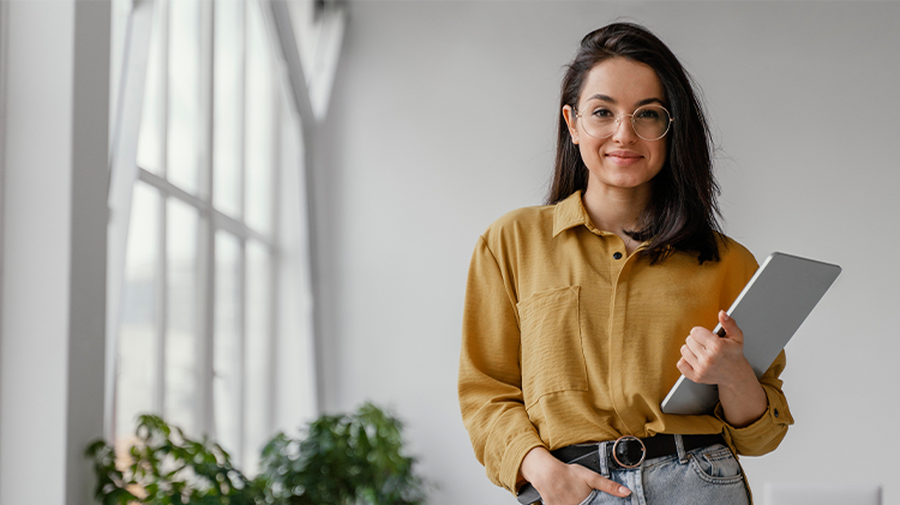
111, 0, 314, 475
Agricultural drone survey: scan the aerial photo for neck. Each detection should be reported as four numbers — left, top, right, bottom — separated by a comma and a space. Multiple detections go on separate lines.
581, 181, 651, 252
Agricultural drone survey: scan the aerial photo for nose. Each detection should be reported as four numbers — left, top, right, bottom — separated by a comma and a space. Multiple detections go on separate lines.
610, 115, 637, 144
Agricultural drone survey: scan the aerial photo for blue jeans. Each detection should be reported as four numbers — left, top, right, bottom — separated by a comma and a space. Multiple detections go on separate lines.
572, 437, 751, 505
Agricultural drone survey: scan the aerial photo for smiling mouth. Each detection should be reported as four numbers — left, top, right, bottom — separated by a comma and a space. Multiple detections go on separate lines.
606, 152, 643, 165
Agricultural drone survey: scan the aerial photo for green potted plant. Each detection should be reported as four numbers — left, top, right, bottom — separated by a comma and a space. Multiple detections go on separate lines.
85, 414, 258, 505
256, 403, 426, 505
86, 403, 427, 505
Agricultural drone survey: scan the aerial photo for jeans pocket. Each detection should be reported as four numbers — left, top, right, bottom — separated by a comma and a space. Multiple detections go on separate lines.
688, 445, 745, 484
576, 489, 599, 505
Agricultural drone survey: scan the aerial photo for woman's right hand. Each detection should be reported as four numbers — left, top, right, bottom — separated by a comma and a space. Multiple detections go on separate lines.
519, 447, 632, 505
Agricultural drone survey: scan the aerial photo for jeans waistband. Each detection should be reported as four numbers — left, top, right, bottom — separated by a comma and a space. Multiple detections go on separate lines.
515, 434, 726, 505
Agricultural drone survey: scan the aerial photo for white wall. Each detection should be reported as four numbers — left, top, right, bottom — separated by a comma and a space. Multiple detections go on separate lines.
0, 1, 109, 504
314, 2, 900, 504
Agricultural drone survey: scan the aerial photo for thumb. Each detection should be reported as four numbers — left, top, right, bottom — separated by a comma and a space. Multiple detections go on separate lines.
718, 310, 741, 340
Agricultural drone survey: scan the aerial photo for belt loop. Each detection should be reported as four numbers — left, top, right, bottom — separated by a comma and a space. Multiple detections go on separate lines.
598, 441, 611, 476
674, 434, 688, 463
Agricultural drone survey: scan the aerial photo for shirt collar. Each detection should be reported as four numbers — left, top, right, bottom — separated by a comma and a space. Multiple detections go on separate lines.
552, 191, 610, 238
553, 191, 657, 255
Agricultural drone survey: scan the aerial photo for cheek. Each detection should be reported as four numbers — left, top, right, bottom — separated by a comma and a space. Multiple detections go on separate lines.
650, 142, 668, 171
576, 140, 596, 164
578, 137, 606, 159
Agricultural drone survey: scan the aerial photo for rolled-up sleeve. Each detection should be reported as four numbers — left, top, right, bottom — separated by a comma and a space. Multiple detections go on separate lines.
458, 236, 545, 494
716, 350, 793, 456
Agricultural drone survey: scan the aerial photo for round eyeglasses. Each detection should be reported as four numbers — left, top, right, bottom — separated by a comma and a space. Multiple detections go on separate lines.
574, 104, 673, 141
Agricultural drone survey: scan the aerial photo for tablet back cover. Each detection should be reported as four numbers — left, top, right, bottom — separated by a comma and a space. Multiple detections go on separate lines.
661, 252, 841, 415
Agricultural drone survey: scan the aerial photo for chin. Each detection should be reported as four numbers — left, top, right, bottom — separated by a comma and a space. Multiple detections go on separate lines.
607, 176, 654, 189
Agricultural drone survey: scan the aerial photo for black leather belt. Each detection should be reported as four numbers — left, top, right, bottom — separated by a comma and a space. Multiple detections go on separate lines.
516, 434, 726, 505
555, 433, 725, 469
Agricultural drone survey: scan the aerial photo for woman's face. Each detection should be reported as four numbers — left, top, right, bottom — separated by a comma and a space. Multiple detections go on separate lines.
563, 57, 668, 195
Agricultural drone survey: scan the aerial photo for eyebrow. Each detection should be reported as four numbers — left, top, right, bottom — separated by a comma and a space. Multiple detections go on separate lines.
583, 94, 665, 107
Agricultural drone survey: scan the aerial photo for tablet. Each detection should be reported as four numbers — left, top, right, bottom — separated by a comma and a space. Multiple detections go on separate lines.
660, 252, 841, 415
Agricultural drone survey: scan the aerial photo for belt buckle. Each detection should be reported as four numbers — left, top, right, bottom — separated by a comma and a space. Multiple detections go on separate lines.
611, 435, 646, 469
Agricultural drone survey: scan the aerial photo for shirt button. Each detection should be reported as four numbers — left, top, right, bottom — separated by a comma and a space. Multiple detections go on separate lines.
613, 252, 623, 260
773, 408, 780, 418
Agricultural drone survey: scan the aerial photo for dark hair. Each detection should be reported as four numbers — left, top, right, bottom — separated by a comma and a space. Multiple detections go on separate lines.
548, 22, 723, 264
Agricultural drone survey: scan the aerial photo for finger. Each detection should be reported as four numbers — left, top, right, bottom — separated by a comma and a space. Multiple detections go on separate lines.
685, 335, 709, 359
679, 345, 705, 380
681, 353, 715, 383
718, 310, 743, 341
689, 326, 719, 347
677, 357, 695, 378
585, 473, 631, 498
570, 465, 632, 498
680, 342, 701, 369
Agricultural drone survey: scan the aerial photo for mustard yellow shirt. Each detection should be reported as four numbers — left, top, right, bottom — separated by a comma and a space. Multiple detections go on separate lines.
458, 191, 793, 494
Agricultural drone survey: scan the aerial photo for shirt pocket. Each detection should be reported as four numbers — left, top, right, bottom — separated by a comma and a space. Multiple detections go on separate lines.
517, 286, 588, 408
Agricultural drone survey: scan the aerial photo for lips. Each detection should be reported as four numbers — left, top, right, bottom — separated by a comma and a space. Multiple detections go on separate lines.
605, 150, 644, 166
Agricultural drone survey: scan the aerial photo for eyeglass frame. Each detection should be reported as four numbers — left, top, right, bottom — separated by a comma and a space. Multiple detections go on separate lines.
573, 103, 674, 141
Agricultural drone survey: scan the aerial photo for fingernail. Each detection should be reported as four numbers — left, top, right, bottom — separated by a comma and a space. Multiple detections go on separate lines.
620, 486, 631, 496
721, 310, 730, 320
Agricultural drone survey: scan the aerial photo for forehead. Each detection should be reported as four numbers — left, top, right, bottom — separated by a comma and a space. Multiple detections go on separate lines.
579, 57, 665, 107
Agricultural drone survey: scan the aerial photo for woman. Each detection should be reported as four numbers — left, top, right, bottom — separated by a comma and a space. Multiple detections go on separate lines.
458, 23, 792, 505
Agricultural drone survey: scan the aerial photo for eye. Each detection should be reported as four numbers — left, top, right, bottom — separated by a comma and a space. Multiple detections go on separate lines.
635, 108, 661, 120
590, 107, 614, 119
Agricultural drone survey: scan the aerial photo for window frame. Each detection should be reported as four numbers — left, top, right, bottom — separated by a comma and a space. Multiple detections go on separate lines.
109, 0, 285, 467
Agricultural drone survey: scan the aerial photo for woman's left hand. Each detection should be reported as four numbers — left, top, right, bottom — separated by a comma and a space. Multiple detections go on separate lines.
677, 310, 753, 388
677, 310, 768, 427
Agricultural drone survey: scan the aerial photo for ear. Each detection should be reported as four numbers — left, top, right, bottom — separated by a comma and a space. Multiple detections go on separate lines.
562, 105, 580, 145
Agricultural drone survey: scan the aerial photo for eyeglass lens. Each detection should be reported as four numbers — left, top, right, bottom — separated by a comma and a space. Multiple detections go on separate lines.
579, 105, 671, 141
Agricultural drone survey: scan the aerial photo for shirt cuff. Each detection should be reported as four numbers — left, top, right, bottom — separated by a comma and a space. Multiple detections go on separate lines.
500, 431, 547, 494
715, 384, 793, 456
